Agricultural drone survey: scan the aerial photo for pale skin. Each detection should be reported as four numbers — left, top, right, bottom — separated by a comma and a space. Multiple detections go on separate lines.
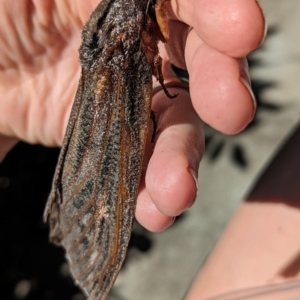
0, 0, 268, 298
186, 125, 300, 299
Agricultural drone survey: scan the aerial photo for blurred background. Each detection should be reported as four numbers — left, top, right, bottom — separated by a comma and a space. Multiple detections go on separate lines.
1, 1, 300, 299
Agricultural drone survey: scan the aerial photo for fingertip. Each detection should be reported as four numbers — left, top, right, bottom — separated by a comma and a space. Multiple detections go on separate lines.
135, 189, 175, 232
201, 0, 266, 57
188, 46, 256, 134
146, 145, 199, 217
173, 0, 266, 57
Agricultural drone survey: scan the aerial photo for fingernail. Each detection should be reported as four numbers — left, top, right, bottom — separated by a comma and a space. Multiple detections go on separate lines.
256, 0, 268, 46
240, 77, 257, 120
187, 167, 199, 206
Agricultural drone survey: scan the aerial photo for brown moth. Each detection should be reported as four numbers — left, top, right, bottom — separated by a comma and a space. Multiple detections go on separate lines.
44, 0, 173, 299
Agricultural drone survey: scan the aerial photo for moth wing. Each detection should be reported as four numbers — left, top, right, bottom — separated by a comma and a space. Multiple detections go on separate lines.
45, 52, 152, 300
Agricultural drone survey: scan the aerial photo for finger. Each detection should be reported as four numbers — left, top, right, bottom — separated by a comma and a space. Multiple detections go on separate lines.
135, 87, 204, 231
186, 31, 255, 134
162, 0, 261, 134
170, 0, 266, 57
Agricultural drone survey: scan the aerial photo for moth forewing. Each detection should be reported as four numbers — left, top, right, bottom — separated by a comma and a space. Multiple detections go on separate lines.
44, 0, 169, 299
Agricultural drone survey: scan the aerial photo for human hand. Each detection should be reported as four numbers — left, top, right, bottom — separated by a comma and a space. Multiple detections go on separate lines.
0, 0, 101, 156
136, 0, 265, 231
0, 0, 265, 231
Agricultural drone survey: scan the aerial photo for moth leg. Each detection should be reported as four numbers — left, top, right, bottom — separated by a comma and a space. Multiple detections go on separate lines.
150, 111, 157, 143
153, 55, 178, 99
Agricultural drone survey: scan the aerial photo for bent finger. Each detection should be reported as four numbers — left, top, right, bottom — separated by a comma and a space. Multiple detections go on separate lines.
135, 86, 204, 231
186, 31, 255, 134
170, 0, 266, 57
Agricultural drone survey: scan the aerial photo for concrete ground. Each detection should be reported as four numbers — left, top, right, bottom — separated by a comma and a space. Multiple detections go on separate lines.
109, 1, 300, 299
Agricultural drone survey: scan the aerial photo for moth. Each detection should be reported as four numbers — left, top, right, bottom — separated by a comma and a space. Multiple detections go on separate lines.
44, 0, 175, 299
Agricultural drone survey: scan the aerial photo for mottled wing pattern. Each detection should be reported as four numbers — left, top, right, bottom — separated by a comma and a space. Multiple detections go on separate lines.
44, 0, 152, 299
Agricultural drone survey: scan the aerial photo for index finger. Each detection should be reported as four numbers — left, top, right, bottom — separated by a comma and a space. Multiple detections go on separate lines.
170, 0, 266, 57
